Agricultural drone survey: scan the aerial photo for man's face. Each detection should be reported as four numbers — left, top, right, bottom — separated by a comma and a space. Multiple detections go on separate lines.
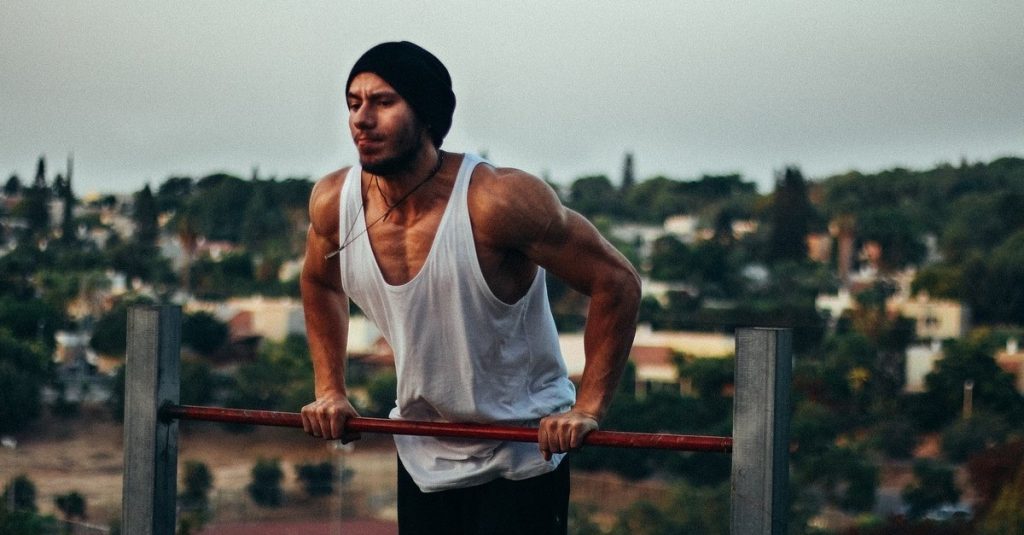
347, 72, 427, 176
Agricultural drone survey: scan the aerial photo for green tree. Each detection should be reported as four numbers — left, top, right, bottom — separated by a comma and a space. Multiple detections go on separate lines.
2, 475, 38, 512
0, 296, 63, 349
941, 411, 1009, 463
181, 311, 228, 357
609, 482, 729, 535
225, 334, 313, 414
90, 297, 154, 357
155, 176, 194, 213
179, 461, 213, 510
53, 491, 86, 520
0, 331, 51, 433
568, 175, 627, 219
365, 371, 398, 417
914, 335, 1024, 431
3, 174, 21, 196
902, 460, 960, 519
247, 458, 284, 507
188, 173, 252, 242
857, 207, 927, 270
133, 184, 159, 246
241, 183, 289, 253
648, 235, 692, 281
17, 156, 50, 242
766, 166, 816, 263
296, 461, 350, 497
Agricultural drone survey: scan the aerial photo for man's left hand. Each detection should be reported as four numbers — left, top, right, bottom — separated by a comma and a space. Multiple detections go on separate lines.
538, 409, 599, 461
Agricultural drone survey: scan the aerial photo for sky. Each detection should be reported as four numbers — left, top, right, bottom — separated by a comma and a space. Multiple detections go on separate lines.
2, 1, 1022, 196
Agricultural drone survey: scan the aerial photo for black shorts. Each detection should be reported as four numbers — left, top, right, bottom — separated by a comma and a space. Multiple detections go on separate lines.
397, 456, 570, 535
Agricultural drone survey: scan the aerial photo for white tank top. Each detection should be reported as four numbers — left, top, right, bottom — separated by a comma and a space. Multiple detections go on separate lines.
337, 154, 576, 492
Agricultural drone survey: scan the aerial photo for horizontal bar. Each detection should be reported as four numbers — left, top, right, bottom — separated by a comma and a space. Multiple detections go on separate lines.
162, 404, 732, 453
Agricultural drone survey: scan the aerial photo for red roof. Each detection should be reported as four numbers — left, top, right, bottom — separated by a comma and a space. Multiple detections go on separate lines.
199, 518, 396, 535
630, 345, 674, 367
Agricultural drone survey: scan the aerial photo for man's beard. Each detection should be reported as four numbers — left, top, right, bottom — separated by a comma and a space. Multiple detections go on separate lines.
359, 122, 425, 176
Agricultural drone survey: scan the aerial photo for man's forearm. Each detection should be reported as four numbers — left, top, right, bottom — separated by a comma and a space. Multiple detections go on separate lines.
301, 276, 350, 397
574, 273, 641, 420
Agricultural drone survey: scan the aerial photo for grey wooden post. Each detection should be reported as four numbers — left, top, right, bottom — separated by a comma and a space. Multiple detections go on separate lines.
731, 328, 792, 535
122, 305, 181, 535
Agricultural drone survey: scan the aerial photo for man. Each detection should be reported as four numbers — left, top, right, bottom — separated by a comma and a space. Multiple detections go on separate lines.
300, 41, 640, 534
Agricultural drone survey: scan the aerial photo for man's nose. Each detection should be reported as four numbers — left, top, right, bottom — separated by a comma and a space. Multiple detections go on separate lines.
351, 105, 375, 130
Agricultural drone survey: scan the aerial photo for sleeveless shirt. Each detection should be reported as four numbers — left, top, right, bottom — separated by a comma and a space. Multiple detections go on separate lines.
336, 154, 576, 492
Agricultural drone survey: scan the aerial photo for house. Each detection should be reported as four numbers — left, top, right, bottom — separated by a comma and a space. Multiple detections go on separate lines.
559, 326, 734, 392
904, 340, 944, 393
890, 294, 971, 341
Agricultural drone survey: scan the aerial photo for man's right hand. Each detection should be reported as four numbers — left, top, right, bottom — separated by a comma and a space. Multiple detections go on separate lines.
301, 392, 362, 443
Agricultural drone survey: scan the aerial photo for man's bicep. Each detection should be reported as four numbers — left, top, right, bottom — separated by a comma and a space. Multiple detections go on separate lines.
528, 209, 626, 296
302, 225, 343, 294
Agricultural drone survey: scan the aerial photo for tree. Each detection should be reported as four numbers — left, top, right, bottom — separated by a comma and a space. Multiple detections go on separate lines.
648, 235, 692, 281
767, 166, 816, 263
18, 159, 51, 242
296, 461, 350, 497
133, 184, 159, 246
609, 482, 730, 535
53, 491, 86, 520
902, 460, 960, 519
179, 461, 213, 510
3, 174, 21, 196
155, 176, 194, 213
90, 297, 155, 358
247, 458, 284, 507
0, 330, 51, 433
365, 371, 398, 417
188, 173, 252, 242
225, 335, 313, 414
914, 335, 1024, 431
2, 475, 38, 512
59, 155, 76, 245
940, 411, 1009, 462
567, 175, 627, 219
181, 311, 228, 357
241, 183, 288, 253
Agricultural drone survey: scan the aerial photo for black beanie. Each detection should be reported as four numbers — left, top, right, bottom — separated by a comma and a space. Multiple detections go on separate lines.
346, 41, 456, 148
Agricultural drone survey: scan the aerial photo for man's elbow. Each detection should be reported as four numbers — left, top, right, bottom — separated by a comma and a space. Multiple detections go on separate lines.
608, 263, 642, 315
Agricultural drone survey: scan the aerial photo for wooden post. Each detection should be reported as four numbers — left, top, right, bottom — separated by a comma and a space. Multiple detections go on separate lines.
122, 305, 181, 535
731, 328, 792, 535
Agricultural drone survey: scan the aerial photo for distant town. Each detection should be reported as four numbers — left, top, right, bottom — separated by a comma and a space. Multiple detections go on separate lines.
2, 153, 1023, 534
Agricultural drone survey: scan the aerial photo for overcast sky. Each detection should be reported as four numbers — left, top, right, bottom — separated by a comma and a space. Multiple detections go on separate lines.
2, 1, 1022, 195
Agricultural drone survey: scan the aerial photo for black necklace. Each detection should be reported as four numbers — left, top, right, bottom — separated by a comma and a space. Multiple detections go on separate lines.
324, 151, 444, 260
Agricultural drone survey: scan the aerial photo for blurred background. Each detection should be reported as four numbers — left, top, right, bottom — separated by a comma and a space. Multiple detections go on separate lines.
2, 2, 1023, 534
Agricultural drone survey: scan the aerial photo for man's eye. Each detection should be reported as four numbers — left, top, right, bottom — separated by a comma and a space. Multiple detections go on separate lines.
347, 102, 360, 111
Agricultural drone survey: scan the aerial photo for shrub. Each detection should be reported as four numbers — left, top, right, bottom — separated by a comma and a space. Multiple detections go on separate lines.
247, 459, 283, 507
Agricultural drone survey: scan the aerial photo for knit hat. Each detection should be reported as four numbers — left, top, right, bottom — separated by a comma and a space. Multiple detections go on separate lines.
347, 41, 456, 148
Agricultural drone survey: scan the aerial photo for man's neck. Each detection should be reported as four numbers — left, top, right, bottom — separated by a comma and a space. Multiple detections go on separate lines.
368, 148, 446, 215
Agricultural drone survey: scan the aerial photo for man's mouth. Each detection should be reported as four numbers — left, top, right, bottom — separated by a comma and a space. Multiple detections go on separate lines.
356, 136, 385, 150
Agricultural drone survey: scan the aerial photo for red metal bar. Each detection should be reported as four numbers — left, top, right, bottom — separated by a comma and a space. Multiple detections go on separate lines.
162, 404, 732, 453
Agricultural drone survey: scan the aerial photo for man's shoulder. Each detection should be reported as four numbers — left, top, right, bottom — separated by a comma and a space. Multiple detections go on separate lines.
312, 166, 353, 201
468, 161, 564, 245
309, 166, 353, 233
469, 163, 552, 201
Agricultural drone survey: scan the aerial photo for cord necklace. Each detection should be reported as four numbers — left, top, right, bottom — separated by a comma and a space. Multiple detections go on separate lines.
325, 150, 444, 260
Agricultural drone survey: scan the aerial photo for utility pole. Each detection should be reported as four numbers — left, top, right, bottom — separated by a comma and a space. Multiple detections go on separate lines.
962, 380, 974, 419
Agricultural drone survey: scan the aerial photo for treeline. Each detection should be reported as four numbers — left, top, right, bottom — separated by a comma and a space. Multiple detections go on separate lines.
559, 156, 1024, 328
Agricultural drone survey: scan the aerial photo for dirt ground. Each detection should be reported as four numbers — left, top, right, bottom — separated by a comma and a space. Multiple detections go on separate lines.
1, 407, 658, 532
0, 407, 401, 530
